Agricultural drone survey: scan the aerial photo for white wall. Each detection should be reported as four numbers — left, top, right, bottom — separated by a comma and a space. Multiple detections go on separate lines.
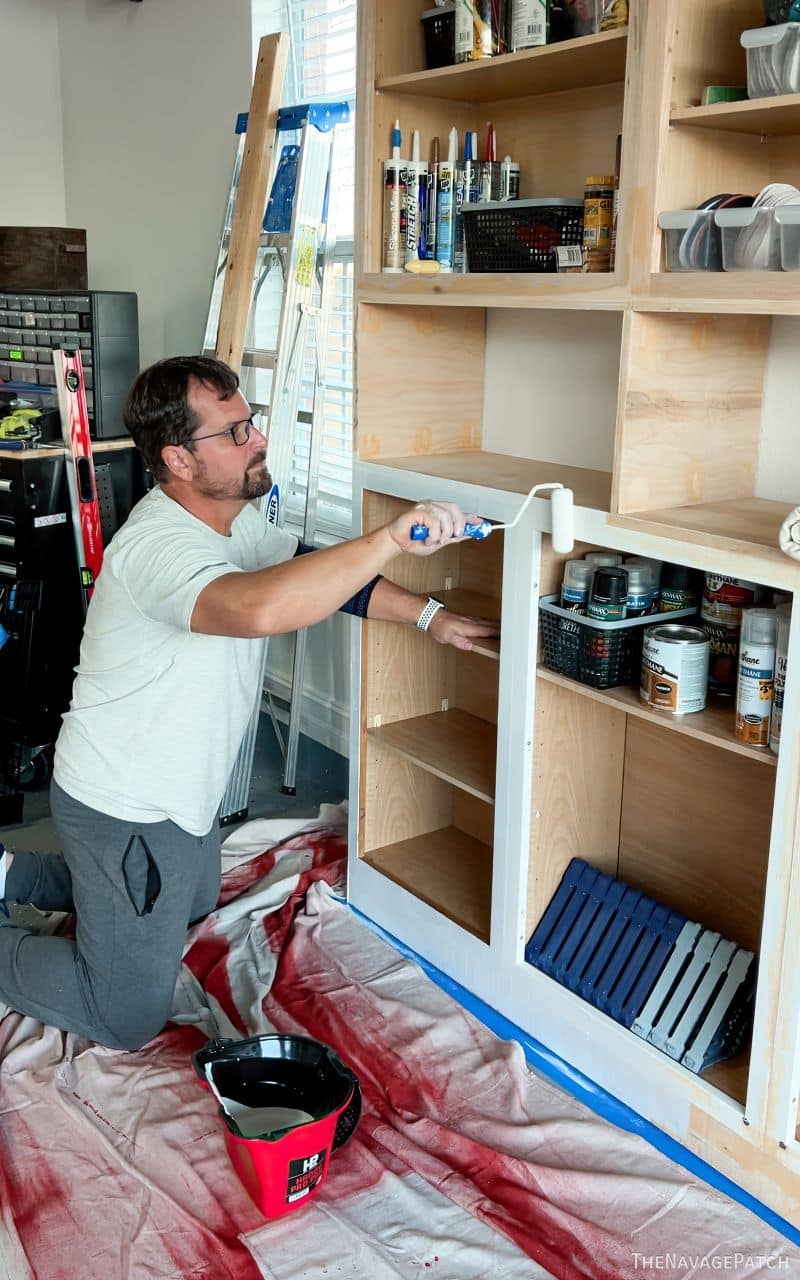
2, 0, 66, 224
56, 0, 253, 367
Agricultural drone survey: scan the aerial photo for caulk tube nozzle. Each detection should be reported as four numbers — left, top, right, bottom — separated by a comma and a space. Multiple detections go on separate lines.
551, 486, 575, 554
391, 119, 402, 159
411, 129, 420, 163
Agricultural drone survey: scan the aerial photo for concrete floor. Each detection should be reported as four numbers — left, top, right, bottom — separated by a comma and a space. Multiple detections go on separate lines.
0, 715, 349, 855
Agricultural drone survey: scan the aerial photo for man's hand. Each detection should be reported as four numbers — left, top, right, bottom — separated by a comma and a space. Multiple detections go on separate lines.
427, 609, 500, 652
387, 501, 484, 556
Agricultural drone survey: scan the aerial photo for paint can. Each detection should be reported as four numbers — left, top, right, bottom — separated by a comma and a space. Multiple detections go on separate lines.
455, 0, 507, 61
769, 602, 791, 755
735, 607, 777, 746
586, 566, 628, 621
624, 562, 655, 617
640, 624, 709, 714
701, 573, 758, 697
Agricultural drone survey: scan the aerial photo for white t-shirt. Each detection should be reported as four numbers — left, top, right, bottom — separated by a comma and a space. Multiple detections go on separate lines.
54, 487, 298, 835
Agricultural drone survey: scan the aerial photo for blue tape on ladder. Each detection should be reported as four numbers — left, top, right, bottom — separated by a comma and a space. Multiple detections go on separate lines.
235, 101, 352, 136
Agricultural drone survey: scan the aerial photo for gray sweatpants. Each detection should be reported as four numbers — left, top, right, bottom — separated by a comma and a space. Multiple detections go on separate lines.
0, 779, 221, 1049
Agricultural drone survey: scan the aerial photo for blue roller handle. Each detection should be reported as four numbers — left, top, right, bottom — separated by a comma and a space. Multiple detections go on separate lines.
410, 519, 494, 542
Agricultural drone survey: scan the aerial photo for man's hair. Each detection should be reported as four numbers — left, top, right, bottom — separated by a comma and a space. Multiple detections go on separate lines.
123, 355, 239, 482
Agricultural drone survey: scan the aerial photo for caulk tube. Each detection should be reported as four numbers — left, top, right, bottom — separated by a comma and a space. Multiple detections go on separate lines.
479, 121, 500, 202
404, 130, 428, 265
454, 131, 478, 273
382, 119, 405, 273
436, 127, 458, 272
426, 136, 439, 259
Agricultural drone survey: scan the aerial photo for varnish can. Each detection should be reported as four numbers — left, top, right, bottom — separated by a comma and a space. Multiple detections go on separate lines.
701, 573, 758, 696
640, 624, 709, 715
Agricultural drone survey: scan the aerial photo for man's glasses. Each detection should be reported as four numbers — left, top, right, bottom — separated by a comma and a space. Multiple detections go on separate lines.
189, 412, 263, 448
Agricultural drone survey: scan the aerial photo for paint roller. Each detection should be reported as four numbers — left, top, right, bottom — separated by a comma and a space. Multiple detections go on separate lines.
410, 483, 575, 554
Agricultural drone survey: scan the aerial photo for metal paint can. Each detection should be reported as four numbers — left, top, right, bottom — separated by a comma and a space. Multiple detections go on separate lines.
701, 573, 758, 696
640, 624, 709, 715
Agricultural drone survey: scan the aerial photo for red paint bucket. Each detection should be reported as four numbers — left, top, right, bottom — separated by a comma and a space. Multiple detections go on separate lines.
193, 1034, 361, 1219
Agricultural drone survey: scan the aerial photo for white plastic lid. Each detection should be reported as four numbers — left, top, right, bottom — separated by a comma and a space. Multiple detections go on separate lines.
741, 607, 778, 646
774, 206, 800, 225
563, 560, 594, 587
740, 22, 799, 49
658, 210, 713, 229
714, 207, 768, 227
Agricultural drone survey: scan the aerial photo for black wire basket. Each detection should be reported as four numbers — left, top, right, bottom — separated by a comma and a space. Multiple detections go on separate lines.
462, 199, 584, 272
538, 595, 698, 690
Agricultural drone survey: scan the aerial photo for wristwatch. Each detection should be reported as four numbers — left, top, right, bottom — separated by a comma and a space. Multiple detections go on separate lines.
416, 596, 445, 631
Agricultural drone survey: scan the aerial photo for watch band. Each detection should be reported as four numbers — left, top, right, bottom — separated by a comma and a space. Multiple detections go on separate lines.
416, 597, 445, 632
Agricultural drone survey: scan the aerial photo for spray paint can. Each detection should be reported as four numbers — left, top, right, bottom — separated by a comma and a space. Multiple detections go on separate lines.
456, 0, 502, 61
640, 624, 709, 715
735, 608, 777, 746
585, 551, 622, 569
382, 120, 405, 273
560, 560, 594, 614
701, 574, 758, 696
625, 557, 662, 611
658, 563, 699, 614
586, 567, 628, 622
624, 563, 655, 618
770, 603, 791, 755
511, 0, 549, 50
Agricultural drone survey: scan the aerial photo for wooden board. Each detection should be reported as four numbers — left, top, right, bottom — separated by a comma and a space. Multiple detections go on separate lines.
618, 717, 775, 953
527, 678, 626, 936
671, 95, 800, 137
215, 33, 289, 371
0, 227, 87, 291
614, 311, 770, 514
609, 496, 800, 561
356, 306, 485, 458
363, 827, 492, 941
537, 667, 778, 769
455, 649, 499, 725
642, 273, 800, 316
357, 272, 629, 310
670, 0, 762, 110
374, 451, 613, 512
376, 29, 628, 101
369, 708, 497, 803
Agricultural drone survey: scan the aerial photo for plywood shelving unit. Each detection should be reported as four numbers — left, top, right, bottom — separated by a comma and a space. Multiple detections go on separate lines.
349, 0, 800, 1230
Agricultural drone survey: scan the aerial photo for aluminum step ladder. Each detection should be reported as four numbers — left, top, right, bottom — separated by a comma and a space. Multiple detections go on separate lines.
202, 77, 350, 823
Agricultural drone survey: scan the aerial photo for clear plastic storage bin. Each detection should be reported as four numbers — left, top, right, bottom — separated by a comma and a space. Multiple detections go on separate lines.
658, 210, 723, 271
775, 206, 800, 269
716, 207, 781, 271
741, 23, 800, 98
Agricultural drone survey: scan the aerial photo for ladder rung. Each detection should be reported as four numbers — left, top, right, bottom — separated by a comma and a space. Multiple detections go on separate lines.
241, 349, 277, 370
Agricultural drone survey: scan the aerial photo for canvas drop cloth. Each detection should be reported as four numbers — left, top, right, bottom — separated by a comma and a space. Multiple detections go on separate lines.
0, 806, 795, 1280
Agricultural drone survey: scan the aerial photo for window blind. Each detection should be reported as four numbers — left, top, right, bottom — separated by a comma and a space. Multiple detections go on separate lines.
253, 0, 356, 540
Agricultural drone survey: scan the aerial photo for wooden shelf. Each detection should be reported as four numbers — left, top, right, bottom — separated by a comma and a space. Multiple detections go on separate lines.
363, 826, 492, 942
640, 274, 800, 316
537, 667, 777, 768
358, 271, 628, 310
608, 497, 799, 577
371, 450, 613, 513
701, 1048, 749, 1108
376, 29, 627, 103
368, 708, 496, 803
441, 588, 500, 660
671, 94, 800, 137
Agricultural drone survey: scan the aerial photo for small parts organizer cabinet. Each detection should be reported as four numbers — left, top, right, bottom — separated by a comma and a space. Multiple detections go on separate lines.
349, 0, 800, 1229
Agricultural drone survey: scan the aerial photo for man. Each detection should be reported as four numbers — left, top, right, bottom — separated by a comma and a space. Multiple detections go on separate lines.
0, 356, 496, 1050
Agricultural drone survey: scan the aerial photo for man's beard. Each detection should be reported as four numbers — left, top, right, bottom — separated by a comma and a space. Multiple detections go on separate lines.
196, 452, 272, 501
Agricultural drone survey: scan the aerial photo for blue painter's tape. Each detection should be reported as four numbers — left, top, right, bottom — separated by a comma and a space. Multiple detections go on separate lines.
345, 900, 800, 1248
